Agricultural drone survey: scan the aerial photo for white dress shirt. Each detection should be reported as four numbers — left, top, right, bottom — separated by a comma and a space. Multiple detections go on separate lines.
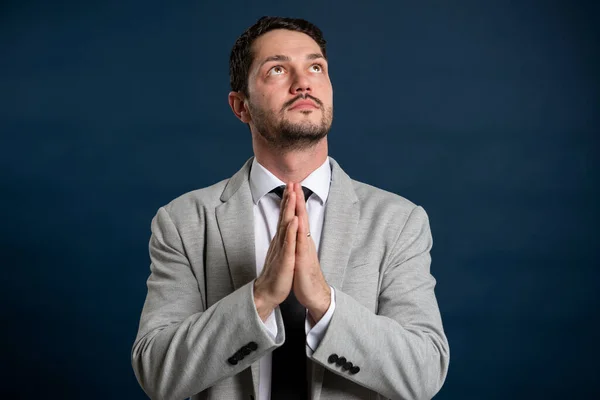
249, 157, 337, 400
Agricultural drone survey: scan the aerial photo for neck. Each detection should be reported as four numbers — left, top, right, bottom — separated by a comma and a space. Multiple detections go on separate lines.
252, 138, 329, 183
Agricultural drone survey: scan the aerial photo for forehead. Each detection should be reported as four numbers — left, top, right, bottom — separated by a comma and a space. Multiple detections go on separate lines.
251, 29, 322, 64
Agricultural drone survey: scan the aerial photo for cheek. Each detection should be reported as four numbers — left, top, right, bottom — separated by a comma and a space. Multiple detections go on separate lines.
320, 90, 333, 109
317, 79, 333, 101
264, 93, 287, 113
251, 91, 275, 113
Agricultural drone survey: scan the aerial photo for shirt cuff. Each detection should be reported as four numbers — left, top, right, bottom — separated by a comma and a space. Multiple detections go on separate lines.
263, 308, 278, 340
305, 286, 336, 355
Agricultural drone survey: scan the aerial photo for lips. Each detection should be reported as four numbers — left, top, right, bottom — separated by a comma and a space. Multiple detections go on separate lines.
288, 100, 318, 110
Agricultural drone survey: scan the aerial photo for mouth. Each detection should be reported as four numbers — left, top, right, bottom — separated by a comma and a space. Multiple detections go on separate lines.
288, 100, 319, 111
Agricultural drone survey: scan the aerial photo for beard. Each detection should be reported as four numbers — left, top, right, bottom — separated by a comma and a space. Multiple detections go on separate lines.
248, 95, 333, 151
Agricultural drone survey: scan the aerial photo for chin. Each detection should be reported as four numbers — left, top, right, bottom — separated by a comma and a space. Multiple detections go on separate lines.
289, 121, 321, 131
286, 113, 320, 123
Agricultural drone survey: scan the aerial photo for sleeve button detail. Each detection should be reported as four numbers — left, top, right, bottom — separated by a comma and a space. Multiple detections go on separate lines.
227, 356, 238, 365
335, 357, 347, 366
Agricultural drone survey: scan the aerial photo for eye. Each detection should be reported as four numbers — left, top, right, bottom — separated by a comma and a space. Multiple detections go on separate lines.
268, 66, 285, 76
310, 63, 324, 73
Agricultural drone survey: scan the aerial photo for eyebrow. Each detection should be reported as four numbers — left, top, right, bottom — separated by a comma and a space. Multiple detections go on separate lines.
259, 53, 326, 69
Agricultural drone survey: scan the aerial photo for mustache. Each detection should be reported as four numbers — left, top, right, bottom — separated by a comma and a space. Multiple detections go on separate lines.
282, 94, 324, 110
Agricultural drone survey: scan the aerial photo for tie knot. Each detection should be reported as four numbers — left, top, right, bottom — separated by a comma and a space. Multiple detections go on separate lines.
271, 185, 313, 201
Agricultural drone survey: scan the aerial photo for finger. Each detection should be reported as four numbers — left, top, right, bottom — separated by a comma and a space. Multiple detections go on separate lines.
295, 184, 310, 236
295, 187, 312, 257
275, 183, 290, 229
279, 185, 296, 246
275, 183, 292, 236
296, 218, 308, 260
285, 183, 297, 221
283, 216, 298, 264
296, 204, 308, 238
264, 231, 279, 264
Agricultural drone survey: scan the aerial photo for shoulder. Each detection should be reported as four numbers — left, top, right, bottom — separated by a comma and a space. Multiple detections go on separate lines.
157, 178, 229, 223
350, 178, 431, 236
329, 157, 429, 229
349, 179, 432, 258
352, 179, 420, 214
155, 157, 253, 223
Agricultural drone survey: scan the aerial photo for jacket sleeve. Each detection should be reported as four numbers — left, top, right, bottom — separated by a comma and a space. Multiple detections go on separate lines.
131, 206, 284, 400
309, 206, 450, 400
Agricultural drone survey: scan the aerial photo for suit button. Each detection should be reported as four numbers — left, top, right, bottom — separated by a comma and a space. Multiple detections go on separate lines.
248, 342, 258, 351
342, 361, 353, 371
328, 354, 339, 364
228, 356, 238, 365
349, 365, 360, 374
335, 357, 346, 367
241, 346, 251, 356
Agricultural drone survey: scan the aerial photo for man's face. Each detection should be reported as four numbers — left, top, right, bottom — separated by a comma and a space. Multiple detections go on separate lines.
245, 29, 333, 150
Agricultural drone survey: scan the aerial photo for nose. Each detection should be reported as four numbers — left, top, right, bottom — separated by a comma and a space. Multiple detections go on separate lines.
291, 71, 311, 94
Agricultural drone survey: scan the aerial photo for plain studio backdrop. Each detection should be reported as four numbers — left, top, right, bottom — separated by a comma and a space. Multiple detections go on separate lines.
0, 1, 598, 399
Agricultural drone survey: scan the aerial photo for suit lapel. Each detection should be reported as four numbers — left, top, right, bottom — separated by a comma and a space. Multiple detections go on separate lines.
216, 158, 256, 290
318, 157, 360, 291
311, 157, 360, 400
215, 158, 261, 396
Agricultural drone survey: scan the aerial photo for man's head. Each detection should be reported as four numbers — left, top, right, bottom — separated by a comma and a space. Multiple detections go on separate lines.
228, 17, 333, 152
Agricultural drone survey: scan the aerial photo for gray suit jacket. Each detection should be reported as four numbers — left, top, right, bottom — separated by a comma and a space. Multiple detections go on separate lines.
131, 157, 449, 400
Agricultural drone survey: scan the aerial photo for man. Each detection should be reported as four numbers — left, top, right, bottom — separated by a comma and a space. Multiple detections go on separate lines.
131, 16, 449, 400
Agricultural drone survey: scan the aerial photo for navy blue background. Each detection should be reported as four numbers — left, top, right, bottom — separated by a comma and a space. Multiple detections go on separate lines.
1, 1, 598, 398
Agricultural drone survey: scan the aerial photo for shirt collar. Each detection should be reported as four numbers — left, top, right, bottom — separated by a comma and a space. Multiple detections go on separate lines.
249, 157, 331, 205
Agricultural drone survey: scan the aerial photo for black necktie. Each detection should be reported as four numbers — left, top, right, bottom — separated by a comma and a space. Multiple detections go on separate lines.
269, 185, 312, 399
270, 185, 313, 203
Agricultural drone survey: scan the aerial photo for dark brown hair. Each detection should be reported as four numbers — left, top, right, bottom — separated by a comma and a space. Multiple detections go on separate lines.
229, 16, 327, 97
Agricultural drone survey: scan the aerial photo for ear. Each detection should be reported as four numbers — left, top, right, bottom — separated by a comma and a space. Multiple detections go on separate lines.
228, 91, 252, 123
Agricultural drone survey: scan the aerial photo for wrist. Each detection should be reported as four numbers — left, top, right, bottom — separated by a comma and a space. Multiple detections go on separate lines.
307, 286, 331, 323
253, 282, 276, 322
